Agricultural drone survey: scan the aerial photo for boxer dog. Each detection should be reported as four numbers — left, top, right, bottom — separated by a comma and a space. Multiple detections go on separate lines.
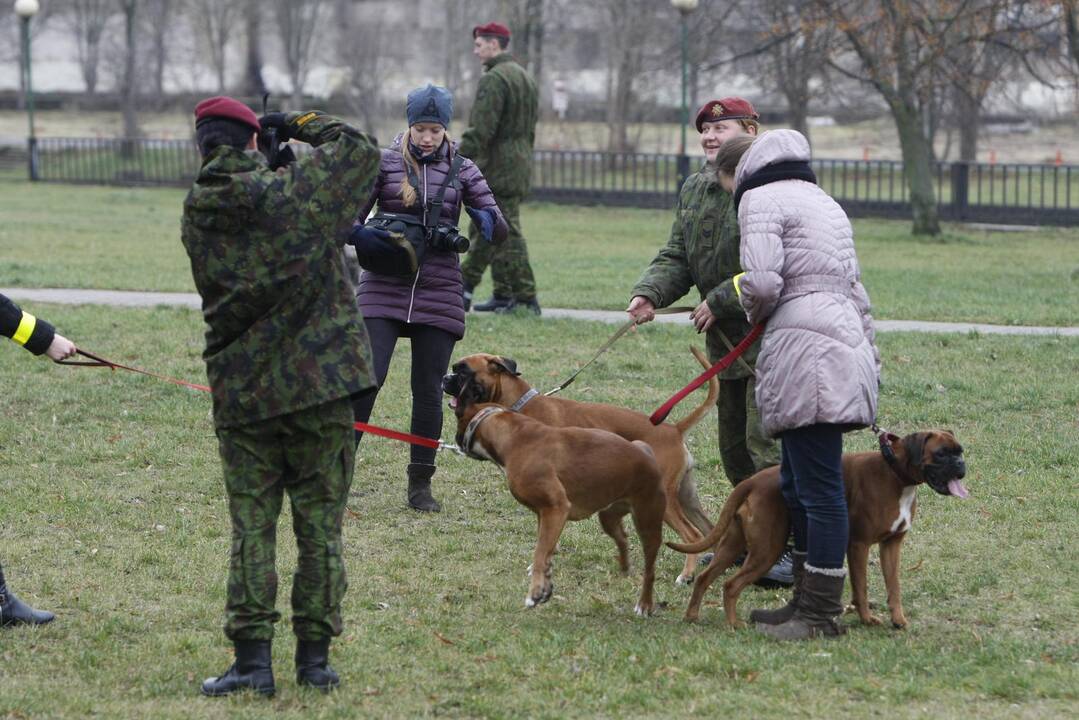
443, 348, 717, 585
668, 430, 968, 628
444, 367, 667, 616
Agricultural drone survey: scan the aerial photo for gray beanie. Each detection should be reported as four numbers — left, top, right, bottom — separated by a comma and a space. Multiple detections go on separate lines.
406, 84, 454, 127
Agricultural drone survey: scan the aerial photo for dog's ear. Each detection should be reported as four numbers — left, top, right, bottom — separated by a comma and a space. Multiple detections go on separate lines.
490, 356, 520, 376
902, 432, 929, 468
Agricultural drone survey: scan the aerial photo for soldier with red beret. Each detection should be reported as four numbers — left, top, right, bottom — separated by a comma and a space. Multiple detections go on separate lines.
184, 95, 382, 697
627, 97, 794, 587
459, 21, 541, 315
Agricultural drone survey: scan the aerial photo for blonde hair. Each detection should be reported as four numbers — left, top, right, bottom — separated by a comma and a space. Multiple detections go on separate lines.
714, 134, 756, 181
398, 130, 453, 208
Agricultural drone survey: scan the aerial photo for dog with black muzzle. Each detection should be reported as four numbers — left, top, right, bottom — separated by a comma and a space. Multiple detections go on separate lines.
444, 364, 667, 615
443, 350, 718, 586
668, 430, 968, 629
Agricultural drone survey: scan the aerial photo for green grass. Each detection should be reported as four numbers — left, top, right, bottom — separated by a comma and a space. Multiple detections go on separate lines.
2, 179, 1078, 327
1, 306, 1077, 718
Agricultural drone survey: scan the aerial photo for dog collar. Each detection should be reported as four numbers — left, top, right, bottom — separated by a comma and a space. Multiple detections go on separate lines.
878, 429, 917, 485
509, 388, 538, 412
461, 406, 506, 460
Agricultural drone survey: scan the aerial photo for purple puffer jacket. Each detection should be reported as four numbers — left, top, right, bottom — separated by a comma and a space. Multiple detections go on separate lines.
355, 135, 507, 339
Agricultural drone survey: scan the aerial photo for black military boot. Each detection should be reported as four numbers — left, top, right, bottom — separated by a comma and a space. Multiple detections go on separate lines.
201, 639, 275, 697
0, 572, 55, 628
757, 566, 847, 641
472, 295, 513, 312
750, 550, 806, 625
462, 282, 474, 312
407, 463, 442, 513
495, 297, 541, 316
296, 638, 340, 691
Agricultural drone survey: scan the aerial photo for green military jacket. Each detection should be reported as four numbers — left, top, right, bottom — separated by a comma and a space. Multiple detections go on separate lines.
631, 164, 760, 380
181, 114, 380, 428
459, 53, 539, 200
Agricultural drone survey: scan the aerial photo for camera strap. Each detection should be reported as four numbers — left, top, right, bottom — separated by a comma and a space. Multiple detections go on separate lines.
423, 152, 465, 235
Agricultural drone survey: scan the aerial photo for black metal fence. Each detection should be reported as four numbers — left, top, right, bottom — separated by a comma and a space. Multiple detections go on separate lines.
21, 137, 1079, 226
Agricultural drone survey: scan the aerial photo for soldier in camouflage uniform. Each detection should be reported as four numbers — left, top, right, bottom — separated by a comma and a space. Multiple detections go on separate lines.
459, 21, 541, 315
181, 96, 380, 697
627, 98, 793, 588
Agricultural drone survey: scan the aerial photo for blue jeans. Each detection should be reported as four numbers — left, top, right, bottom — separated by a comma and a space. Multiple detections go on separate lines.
779, 424, 848, 569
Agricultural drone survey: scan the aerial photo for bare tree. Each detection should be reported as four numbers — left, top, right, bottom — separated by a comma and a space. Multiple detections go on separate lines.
274, 0, 327, 108
744, 0, 834, 142
189, 0, 241, 93
118, 0, 139, 148
1065, 0, 1079, 68
816, 0, 957, 236
67, 0, 113, 95
241, 0, 267, 97
599, 0, 669, 153
141, 0, 174, 101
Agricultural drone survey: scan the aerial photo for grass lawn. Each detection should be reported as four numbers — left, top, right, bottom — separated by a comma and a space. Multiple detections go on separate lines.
2, 179, 1078, 326
1, 304, 1077, 718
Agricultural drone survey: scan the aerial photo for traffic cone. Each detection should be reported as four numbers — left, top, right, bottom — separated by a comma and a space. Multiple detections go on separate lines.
1054, 149, 1063, 166
988, 150, 997, 165
862, 147, 870, 161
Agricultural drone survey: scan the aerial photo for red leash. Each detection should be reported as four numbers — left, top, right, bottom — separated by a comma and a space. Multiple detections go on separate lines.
60, 348, 452, 451
649, 323, 764, 425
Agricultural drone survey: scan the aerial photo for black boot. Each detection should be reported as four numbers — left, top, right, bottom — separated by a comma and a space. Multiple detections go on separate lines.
201, 639, 275, 697
0, 579, 55, 628
462, 282, 474, 312
296, 638, 340, 691
473, 295, 513, 312
494, 297, 541, 315
757, 566, 847, 641
407, 463, 442, 513
750, 550, 806, 625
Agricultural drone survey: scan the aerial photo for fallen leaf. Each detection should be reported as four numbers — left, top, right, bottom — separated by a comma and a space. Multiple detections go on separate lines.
434, 631, 454, 645
906, 559, 924, 572
346, 506, 361, 519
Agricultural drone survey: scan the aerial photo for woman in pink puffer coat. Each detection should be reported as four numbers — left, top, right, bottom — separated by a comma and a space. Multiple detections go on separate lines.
715, 129, 880, 641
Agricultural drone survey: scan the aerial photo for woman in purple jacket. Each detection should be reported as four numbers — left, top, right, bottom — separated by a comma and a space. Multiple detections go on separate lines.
350, 84, 507, 512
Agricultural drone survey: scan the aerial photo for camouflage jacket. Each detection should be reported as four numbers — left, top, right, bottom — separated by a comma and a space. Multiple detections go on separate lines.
459, 53, 539, 200
631, 164, 760, 379
181, 114, 380, 428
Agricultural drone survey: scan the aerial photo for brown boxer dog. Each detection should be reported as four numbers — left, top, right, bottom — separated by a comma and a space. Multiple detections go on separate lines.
443, 349, 717, 585
668, 430, 968, 628
444, 370, 666, 615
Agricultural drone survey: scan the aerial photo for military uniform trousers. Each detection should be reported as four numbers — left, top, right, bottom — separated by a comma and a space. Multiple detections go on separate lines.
461, 195, 536, 301
717, 375, 781, 486
215, 397, 355, 642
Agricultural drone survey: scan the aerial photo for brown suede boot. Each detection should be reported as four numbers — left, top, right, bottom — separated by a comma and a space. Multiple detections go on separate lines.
749, 550, 806, 625
757, 565, 847, 641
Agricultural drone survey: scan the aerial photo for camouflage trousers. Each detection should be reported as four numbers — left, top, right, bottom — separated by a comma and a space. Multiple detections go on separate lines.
461, 195, 537, 301
717, 376, 781, 487
215, 398, 355, 642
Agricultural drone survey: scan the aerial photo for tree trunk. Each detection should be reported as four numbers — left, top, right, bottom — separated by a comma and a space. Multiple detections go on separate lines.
242, 11, 267, 97
1066, 3, 1079, 68
782, 85, 811, 144
955, 87, 979, 163
892, 102, 940, 236
120, 1, 140, 157
606, 59, 633, 154
526, 0, 544, 90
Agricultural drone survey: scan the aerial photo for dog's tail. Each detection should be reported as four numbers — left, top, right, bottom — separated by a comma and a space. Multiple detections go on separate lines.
666, 479, 752, 554
671, 346, 721, 435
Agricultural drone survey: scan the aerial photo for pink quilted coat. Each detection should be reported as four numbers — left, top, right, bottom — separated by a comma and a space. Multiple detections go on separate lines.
735, 129, 880, 438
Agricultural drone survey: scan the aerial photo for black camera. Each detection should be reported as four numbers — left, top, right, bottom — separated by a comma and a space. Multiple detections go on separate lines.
428, 224, 470, 253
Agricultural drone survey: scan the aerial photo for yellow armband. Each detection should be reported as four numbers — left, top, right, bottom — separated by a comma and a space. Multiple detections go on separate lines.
12, 311, 36, 346
732, 272, 746, 299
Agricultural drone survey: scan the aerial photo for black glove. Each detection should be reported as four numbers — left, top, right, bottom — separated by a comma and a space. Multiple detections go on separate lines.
258, 112, 291, 142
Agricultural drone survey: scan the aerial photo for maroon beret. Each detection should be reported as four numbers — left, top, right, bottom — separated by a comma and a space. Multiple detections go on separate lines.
695, 97, 759, 133
473, 22, 511, 39
194, 96, 260, 133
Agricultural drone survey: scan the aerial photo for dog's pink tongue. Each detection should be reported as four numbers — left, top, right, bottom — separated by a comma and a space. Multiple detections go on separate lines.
948, 479, 970, 498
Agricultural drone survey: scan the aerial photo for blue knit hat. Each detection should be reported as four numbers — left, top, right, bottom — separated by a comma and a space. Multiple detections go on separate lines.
406, 84, 453, 127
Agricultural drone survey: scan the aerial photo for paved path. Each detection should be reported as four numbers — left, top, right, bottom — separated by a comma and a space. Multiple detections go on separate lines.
5, 287, 1079, 337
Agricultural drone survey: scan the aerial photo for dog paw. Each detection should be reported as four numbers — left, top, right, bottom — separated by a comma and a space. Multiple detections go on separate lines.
525, 596, 536, 608
891, 618, 908, 630
861, 614, 883, 626
675, 574, 693, 587
634, 603, 654, 617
